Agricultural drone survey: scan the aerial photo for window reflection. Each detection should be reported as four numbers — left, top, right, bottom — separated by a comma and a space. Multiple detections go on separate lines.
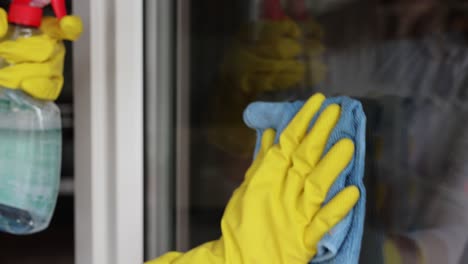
188, 0, 468, 262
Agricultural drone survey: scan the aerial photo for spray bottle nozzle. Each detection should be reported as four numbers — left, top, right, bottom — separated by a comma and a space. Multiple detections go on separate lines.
51, 0, 67, 20
8, 0, 68, 28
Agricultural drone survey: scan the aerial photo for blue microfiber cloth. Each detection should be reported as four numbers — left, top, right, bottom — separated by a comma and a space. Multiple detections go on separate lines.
243, 96, 366, 264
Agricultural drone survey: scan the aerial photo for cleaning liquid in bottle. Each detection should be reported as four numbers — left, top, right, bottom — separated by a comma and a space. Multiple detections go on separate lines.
0, 0, 67, 235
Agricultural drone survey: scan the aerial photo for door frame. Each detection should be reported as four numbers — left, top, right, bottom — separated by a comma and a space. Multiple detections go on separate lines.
73, 0, 144, 263
144, 0, 176, 259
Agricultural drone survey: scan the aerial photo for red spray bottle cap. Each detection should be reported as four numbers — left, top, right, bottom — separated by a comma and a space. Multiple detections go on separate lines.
51, 0, 67, 20
8, 0, 68, 28
262, 0, 287, 20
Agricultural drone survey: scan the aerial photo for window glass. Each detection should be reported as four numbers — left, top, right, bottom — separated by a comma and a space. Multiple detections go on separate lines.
156, 0, 468, 262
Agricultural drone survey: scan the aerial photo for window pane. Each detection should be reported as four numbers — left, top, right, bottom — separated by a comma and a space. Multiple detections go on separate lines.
149, 0, 468, 262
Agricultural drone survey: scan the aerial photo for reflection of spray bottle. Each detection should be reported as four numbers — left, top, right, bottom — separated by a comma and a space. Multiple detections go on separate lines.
288, 0, 328, 96
288, 0, 310, 93
248, 0, 286, 43
256, 0, 309, 100
0, 0, 68, 235
263, 0, 308, 93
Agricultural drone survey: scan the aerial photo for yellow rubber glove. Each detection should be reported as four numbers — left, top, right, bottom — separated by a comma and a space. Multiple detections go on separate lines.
147, 93, 360, 264
0, 9, 83, 101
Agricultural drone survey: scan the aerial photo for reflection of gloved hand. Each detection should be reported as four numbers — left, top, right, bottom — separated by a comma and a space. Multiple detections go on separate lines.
300, 18, 327, 87
220, 19, 307, 94
0, 9, 83, 100
221, 18, 326, 94
147, 94, 360, 264
207, 18, 326, 158
383, 239, 403, 264
360, 229, 422, 264
383, 236, 424, 264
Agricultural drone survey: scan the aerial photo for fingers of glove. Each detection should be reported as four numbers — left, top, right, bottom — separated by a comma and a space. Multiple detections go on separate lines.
22, 77, 64, 101
59, 16, 84, 41
0, 39, 64, 74
293, 104, 341, 173
258, 128, 276, 160
304, 186, 360, 250
252, 37, 303, 59
0, 8, 7, 38
41, 16, 84, 41
40, 17, 64, 40
0, 64, 39, 88
300, 139, 355, 218
246, 129, 277, 182
0, 35, 56, 63
284, 104, 340, 203
0, 58, 63, 91
278, 93, 325, 158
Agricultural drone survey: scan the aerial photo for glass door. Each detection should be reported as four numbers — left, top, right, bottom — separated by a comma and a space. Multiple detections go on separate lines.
145, 0, 468, 263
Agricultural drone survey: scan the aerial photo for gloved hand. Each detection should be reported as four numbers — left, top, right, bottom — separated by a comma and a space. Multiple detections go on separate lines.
0, 9, 83, 100
147, 93, 360, 264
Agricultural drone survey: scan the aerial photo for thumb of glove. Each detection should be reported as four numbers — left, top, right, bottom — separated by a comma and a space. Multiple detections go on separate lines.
0, 8, 8, 38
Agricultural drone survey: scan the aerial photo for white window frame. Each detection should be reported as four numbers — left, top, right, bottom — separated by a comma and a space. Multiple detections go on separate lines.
73, 0, 144, 263
144, 0, 191, 258
144, 0, 175, 259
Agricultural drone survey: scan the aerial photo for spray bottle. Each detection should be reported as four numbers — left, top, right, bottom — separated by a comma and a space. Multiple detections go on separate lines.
0, 0, 67, 235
